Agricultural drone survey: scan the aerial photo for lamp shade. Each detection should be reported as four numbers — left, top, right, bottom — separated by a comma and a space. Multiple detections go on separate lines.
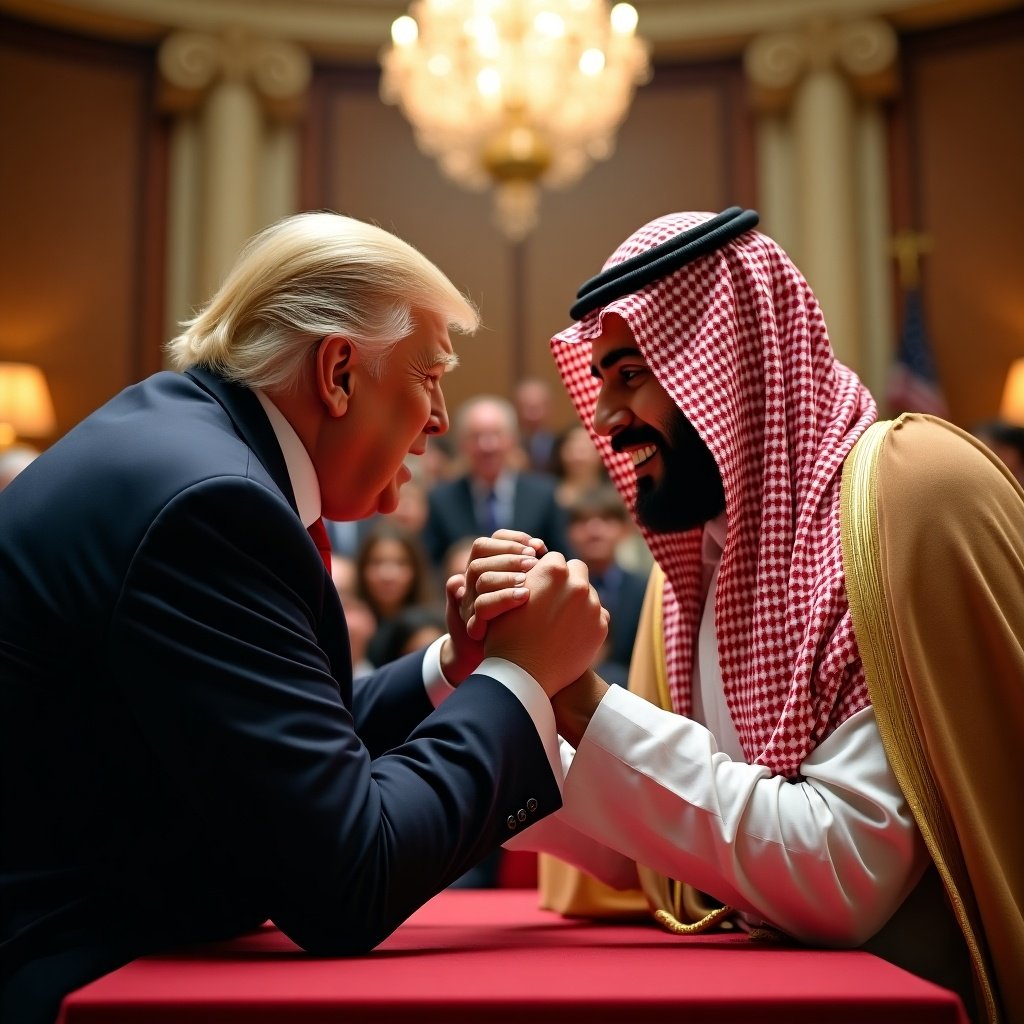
1000, 358, 1024, 426
0, 362, 57, 443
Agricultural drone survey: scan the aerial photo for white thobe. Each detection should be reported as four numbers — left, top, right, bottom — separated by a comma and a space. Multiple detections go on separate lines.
507, 514, 928, 946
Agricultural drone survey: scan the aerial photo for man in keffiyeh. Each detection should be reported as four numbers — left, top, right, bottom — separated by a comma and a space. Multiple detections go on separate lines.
505, 210, 1023, 1024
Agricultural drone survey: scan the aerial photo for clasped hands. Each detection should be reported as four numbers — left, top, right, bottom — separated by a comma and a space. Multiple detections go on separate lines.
440, 530, 609, 698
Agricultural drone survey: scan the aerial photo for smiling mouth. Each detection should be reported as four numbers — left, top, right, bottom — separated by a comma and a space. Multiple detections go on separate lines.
630, 445, 658, 468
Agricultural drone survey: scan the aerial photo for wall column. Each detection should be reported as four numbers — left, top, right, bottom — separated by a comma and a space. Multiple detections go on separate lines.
157, 28, 311, 347
744, 17, 898, 392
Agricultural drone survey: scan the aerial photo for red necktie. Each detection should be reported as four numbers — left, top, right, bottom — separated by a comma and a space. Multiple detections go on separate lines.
307, 516, 333, 573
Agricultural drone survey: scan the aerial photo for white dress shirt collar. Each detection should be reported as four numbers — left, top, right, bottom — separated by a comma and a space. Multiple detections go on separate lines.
253, 389, 321, 529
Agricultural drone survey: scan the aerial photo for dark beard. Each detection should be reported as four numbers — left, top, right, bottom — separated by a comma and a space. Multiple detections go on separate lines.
621, 410, 725, 534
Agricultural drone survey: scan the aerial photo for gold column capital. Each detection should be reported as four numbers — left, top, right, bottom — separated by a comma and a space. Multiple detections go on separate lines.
744, 16, 899, 113
157, 28, 311, 121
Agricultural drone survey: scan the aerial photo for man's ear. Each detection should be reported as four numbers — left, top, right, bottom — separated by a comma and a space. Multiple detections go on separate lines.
315, 334, 359, 418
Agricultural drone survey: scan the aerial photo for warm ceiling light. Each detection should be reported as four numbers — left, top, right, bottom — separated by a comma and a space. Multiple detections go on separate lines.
380, 0, 650, 241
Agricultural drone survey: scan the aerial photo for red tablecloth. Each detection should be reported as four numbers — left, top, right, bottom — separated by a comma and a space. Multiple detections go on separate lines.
59, 889, 968, 1023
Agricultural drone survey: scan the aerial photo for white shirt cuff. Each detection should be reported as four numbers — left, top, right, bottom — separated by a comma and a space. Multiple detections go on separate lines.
421, 635, 456, 709
421, 640, 564, 794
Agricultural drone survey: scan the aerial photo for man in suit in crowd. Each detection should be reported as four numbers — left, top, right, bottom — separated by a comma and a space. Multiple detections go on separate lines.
422, 394, 571, 566
565, 484, 649, 687
0, 212, 608, 1024
514, 377, 558, 472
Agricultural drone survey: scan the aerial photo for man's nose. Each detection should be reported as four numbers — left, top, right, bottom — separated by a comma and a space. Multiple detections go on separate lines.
426, 389, 449, 435
593, 390, 629, 437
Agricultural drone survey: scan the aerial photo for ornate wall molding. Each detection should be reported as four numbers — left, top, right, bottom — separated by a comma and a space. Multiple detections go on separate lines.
157, 27, 310, 119
744, 16, 898, 112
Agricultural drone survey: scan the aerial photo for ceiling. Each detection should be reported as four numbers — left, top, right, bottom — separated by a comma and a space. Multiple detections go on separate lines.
1, 0, 1020, 61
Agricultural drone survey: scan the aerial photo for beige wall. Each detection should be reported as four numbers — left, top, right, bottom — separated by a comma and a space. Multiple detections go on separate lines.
0, 15, 164, 442
893, 8, 1024, 425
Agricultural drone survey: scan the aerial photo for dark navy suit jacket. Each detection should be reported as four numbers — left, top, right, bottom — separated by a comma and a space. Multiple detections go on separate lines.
596, 565, 650, 685
422, 471, 570, 566
0, 369, 559, 1024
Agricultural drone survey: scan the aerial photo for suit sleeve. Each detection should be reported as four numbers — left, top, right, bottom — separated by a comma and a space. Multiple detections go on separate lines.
107, 476, 561, 953
350, 651, 433, 759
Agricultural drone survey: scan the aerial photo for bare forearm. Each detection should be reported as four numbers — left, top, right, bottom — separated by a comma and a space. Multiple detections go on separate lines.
551, 669, 610, 747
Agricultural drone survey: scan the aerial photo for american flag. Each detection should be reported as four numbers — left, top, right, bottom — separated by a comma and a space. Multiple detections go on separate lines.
886, 286, 949, 418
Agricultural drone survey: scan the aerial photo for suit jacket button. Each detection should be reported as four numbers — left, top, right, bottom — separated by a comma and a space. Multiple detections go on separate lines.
517, 808, 527, 822
507, 815, 517, 831
526, 798, 538, 813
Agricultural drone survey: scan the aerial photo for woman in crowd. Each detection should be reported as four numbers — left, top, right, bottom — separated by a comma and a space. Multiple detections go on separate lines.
355, 521, 438, 667
548, 423, 609, 510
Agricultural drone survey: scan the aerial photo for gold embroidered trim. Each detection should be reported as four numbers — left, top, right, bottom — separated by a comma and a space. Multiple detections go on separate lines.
840, 419, 999, 1024
649, 563, 670, 712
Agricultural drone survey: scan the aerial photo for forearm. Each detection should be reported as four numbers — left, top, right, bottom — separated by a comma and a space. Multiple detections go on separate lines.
551, 669, 609, 747
560, 687, 928, 946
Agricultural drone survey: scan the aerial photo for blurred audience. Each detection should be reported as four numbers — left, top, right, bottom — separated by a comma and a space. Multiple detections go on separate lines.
330, 552, 358, 599
548, 423, 609, 510
323, 517, 365, 561
330, 553, 376, 676
354, 521, 437, 668
370, 606, 447, 668
388, 475, 430, 535
438, 535, 477, 602
566, 484, 650, 687
422, 395, 569, 565
421, 432, 458, 487
514, 377, 557, 472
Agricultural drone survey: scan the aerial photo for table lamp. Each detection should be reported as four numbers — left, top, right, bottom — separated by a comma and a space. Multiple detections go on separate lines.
999, 357, 1024, 427
0, 362, 57, 448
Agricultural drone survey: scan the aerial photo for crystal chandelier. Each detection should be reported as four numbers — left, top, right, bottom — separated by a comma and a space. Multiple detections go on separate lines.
380, 0, 650, 241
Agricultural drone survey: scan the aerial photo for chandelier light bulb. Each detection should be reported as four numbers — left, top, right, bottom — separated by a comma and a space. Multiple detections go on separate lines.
611, 3, 639, 34
390, 15, 418, 47
579, 48, 606, 75
380, 0, 651, 241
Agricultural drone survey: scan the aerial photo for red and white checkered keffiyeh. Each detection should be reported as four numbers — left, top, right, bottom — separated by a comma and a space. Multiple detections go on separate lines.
552, 212, 877, 778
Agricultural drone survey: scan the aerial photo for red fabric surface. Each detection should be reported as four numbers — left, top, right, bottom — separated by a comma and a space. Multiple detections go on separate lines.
497, 849, 539, 888
59, 890, 967, 1023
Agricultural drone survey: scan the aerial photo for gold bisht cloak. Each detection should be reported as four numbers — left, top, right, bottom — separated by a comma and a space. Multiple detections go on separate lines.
841, 414, 1024, 1024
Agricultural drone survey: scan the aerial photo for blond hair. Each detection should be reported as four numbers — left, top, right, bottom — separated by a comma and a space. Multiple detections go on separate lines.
167, 212, 479, 389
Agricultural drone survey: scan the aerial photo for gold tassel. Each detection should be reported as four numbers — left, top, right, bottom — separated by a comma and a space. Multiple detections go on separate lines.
653, 904, 735, 935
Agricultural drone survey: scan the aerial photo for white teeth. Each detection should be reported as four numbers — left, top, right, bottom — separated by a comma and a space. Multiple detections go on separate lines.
630, 445, 657, 467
